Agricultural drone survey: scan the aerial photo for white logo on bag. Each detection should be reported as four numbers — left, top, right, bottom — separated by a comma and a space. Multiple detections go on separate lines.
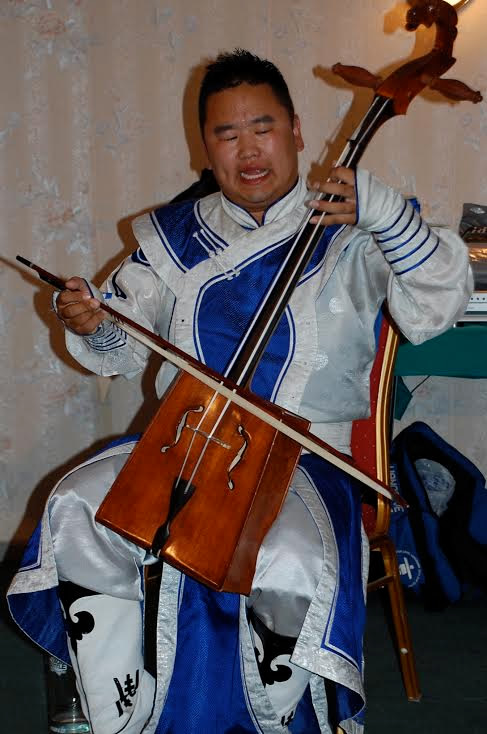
389, 465, 405, 514
397, 551, 422, 587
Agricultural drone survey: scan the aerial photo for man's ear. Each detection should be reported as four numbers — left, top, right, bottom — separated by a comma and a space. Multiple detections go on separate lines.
293, 115, 305, 152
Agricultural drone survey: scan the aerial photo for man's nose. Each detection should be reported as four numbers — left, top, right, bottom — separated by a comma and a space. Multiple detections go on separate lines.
238, 133, 259, 159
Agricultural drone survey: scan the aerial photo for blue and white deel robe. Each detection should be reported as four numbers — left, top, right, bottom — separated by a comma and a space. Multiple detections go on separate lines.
8, 182, 370, 733
127, 187, 368, 733
70, 172, 471, 446
129, 177, 351, 418
8, 172, 470, 733
7, 442, 368, 734
150, 454, 368, 734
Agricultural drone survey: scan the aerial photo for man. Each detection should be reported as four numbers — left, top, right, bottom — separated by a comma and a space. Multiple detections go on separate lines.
8, 50, 471, 734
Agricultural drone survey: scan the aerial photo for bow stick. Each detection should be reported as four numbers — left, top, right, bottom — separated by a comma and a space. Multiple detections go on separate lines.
16, 254, 405, 506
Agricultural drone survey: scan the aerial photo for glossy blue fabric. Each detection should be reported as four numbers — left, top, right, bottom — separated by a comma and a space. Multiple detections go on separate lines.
151, 454, 364, 733
7, 522, 70, 664
152, 201, 339, 401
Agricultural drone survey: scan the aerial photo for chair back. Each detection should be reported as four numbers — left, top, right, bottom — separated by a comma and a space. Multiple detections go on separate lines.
350, 311, 399, 537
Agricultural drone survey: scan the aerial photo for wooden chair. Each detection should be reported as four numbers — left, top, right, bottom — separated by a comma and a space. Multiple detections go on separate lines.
350, 310, 421, 702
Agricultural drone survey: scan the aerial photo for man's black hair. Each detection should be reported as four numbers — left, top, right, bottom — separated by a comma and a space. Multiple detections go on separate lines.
198, 49, 295, 135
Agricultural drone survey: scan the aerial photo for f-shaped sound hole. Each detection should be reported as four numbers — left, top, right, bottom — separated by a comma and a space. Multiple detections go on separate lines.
227, 425, 250, 490
160, 405, 204, 453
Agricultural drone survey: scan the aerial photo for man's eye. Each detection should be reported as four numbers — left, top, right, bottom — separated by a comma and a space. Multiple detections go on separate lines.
256, 129, 271, 135
221, 135, 237, 142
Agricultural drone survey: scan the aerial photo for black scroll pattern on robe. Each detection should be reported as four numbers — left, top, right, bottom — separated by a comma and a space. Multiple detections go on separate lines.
249, 609, 296, 686
58, 581, 99, 655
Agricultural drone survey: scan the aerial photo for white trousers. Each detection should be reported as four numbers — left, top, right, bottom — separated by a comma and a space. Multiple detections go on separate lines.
49, 449, 324, 731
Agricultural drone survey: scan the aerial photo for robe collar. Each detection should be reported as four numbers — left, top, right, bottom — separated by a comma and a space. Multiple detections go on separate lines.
220, 176, 309, 229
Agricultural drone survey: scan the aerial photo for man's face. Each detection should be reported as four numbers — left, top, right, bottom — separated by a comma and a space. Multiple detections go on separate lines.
202, 82, 304, 223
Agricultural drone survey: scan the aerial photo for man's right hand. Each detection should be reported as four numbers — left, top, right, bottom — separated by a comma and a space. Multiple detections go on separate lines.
56, 277, 107, 335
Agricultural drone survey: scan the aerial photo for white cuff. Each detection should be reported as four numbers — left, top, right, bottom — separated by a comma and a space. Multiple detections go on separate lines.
355, 169, 439, 276
84, 320, 127, 352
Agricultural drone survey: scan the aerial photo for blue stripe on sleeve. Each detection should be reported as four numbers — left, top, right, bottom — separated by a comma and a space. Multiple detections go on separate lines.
395, 236, 440, 275
388, 228, 431, 266
376, 207, 415, 244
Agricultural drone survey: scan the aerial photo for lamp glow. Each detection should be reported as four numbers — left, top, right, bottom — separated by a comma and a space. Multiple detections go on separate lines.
443, 0, 472, 8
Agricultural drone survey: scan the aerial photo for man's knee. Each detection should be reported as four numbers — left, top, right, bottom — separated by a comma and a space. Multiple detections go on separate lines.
249, 489, 323, 637
49, 454, 147, 599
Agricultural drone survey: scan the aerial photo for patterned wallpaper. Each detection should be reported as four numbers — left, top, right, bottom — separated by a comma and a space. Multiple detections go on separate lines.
1, 0, 486, 552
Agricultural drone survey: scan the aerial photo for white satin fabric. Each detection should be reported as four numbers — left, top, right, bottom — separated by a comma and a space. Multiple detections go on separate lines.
46, 441, 327, 733
63, 594, 156, 734
50, 444, 324, 626
63, 169, 472, 453
249, 488, 323, 638
49, 450, 155, 600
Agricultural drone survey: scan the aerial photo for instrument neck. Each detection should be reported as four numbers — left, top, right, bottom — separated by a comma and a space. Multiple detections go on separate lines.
225, 94, 394, 387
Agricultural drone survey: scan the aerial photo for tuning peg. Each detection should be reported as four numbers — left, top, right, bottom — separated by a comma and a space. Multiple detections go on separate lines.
422, 75, 483, 103
332, 63, 383, 90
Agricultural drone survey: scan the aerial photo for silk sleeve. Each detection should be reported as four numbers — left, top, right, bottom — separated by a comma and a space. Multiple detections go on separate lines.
355, 168, 473, 345
62, 255, 176, 378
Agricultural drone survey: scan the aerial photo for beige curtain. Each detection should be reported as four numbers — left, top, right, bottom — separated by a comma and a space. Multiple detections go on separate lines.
2, 0, 486, 554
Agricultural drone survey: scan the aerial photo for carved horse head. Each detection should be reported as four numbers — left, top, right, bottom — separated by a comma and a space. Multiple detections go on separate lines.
405, 0, 457, 31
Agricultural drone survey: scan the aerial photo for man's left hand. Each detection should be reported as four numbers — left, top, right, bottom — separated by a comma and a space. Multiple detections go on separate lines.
308, 166, 357, 226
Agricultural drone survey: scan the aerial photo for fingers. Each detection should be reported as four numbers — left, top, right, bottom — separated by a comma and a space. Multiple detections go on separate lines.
57, 300, 106, 335
327, 165, 355, 186
308, 199, 356, 225
64, 276, 92, 294
56, 277, 106, 335
308, 166, 357, 226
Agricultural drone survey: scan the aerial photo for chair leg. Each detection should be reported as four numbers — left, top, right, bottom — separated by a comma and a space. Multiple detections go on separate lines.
380, 538, 422, 702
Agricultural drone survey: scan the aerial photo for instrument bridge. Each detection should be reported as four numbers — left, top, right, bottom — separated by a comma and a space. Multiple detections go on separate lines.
185, 425, 231, 449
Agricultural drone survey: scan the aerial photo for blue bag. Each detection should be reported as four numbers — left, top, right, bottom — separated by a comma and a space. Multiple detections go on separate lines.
389, 421, 487, 609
